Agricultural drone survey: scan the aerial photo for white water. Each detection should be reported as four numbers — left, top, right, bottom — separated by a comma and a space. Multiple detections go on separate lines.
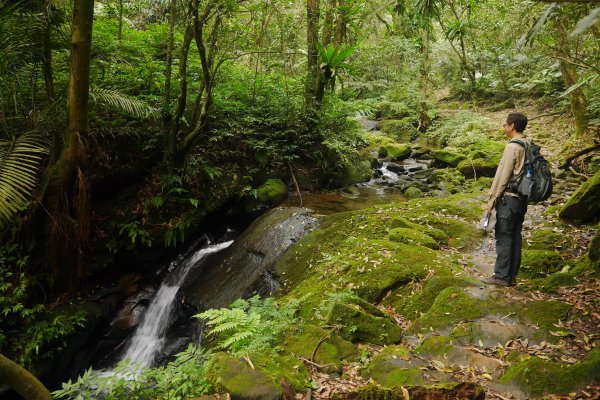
120, 240, 233, 369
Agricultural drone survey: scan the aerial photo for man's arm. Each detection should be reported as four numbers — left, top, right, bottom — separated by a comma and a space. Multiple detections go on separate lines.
486, 144, 519, 212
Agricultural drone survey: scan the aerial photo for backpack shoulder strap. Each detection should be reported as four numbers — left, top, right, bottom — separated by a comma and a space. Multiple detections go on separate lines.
508, 139, 526, 148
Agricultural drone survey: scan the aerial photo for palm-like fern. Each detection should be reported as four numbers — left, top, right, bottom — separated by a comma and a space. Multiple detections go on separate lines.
0, 133, 49, 224
89, 87, 160, 119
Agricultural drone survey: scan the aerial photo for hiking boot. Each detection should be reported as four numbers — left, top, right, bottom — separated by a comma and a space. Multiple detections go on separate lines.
509, 276, 517, 287
481, 275, 509, 287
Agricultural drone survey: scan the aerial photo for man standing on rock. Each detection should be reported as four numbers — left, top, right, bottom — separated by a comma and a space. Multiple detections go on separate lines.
483, 112, 531, 287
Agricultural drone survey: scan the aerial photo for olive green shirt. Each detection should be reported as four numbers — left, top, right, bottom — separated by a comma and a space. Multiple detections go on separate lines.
487, 136, 530, 209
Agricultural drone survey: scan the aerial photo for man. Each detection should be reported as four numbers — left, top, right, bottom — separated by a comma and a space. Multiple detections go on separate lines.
482, 112, 531, 287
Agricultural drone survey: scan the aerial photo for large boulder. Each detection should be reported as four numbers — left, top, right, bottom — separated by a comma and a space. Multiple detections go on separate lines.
378, 143, 411, 161
431, 148, 467, 167
184, 207, 319, 310
559, 170, 600, 222
244, 179, 288, 213
457, 158, 497, 178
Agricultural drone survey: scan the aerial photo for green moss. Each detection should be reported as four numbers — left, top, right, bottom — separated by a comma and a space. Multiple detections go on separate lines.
283, 324, 357, 373
388, 227, 438, 249
526, 229, 571, 251
409, 287, 506, 332
353, 383, 485, 400
379, 118, 416, 142
431, 148, 467, 167
390, 217, 447, 244
343, 158, 373, 186
326, 302, 402, 345
386, 276, 475, 320
499, 346, 600, 397
252, 353, 312, 391
526, 272, 577, 293
414, 335, 454, 357
378, 143, 411, 161
520, 250, 565, 278
559, 170, 600, 222
403, 186, 424, 199
520, 300, 571, 332
255, 179, 288, 205
456, 158, 497, 178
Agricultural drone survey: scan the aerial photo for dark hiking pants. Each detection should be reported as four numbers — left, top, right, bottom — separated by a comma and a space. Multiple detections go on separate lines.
494, 195, 527, 282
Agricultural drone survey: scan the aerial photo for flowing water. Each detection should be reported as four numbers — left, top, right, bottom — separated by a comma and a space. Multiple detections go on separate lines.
119, 240, 233, 369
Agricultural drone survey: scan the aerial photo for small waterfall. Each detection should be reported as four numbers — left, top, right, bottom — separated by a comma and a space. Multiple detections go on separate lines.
120, 240, 233, 369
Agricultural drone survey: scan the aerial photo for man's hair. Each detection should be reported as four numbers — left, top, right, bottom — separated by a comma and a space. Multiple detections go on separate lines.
507, 112, 528, 133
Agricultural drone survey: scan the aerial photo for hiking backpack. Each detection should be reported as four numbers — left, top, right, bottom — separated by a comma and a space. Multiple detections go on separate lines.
509, 139, 553, 203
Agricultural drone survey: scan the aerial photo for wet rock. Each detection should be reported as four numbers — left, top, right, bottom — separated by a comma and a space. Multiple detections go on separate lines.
373, 169, 383, 179
184, 207, 319, 310
108, 284, 155, 337
559, 170, 600, 222
386, 163, 404, 174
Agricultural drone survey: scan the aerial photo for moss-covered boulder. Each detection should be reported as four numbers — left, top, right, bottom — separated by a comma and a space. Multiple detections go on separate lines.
205, 353, 282, 400
283, 324, 357, 373
326, 302, 402, 345
559, 170, 600, 222
379, 118, 417, 142
388, 227, 438, 249
415, 335, 502, 371
526, 272, 577, 293
352, 383, 486, 400
431, 148, 467, 167
390, 217, 447, 244
378, 143, 411, 161
520, 249, 565, 278
498, 346, 600, 398
403, 186, 424, 199
450, 320, 538, 347
457, 158, 497, 178
244, 179, 288, 213
526, 228, 571, 251
343, 158, 373, 186
363, 346, 451, 387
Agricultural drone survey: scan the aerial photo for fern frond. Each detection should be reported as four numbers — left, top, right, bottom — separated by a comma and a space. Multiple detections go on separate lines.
89, 87, 160, 119
220, 330, 254, 350
0, 132, 49, 224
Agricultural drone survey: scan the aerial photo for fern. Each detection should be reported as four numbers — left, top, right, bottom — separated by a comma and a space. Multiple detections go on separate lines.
89, 86, 160, 118
196, 295, 304, 357
0, 132, 49, 225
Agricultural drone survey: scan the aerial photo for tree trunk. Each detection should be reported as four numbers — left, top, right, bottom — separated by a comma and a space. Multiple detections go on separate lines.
0, 354, 52, 400
558, 58, 588, 137
37, 0, 54, 102
42, 0, 94, 291
305, 0, 319, 115
418, 26, 431, 129
118, 0, 123, 46
163, 0, 176, 108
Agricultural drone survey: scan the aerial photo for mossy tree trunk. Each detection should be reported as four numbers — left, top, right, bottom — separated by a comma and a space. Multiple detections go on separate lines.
418, 25, 431, 129
0, 353, 52, 400
42, 0, 94, 292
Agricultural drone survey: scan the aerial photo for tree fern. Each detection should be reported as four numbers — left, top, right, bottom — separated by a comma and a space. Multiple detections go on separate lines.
89, 86, 160, 118
0, 133, 49, 225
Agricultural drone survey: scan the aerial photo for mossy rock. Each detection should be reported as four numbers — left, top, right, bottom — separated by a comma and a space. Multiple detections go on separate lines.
390, 217, 447, 244
457, 158, 497, 178
245, 179, 288, 213
526, 272, 577, 293
415, 335, 503, 371
559, 170, 600, 222
520, 249, 565, 278
385, 276, 476, 320
378, 143, 411, 161
488, 99, 516, 112
429, 168, 466, 186
450, 320, 538, 347
388, 227, 438, 249
409, 287, 506, 333
343, 158, 373, 186
363, 345, 432, 387
326, 302, 402, 345
283, 324, 357, 373
519, 300, 571, 333
498, 346, 600, 398
525, 228, 571, 251
589, 229, 599, 269
403, 186, 424, 199
379, 118, 417, 142
205, 353, 282, 400
353, 383, 485, 400
431, 148, 467, 167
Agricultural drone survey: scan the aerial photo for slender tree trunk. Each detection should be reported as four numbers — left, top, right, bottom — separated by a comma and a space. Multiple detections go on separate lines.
118, 0, 123, 46
42, 0, 94, 291
559, 58, 588, 137
305, 0, 319, 115
0, 354, 51, 400
164, 0, 176, 108
419, 26, 431, 129
333, 0, 346, 46
37, 0, 54, 102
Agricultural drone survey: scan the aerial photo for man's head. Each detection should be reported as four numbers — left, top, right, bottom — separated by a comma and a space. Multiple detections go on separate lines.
503, 112, 527, 137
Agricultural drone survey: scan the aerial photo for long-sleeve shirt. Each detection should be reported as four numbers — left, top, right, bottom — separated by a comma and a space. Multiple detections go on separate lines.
487, 136, 530, 209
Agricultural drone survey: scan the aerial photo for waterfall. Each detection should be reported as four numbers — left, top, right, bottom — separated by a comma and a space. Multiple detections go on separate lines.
120, 240, 233, 369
